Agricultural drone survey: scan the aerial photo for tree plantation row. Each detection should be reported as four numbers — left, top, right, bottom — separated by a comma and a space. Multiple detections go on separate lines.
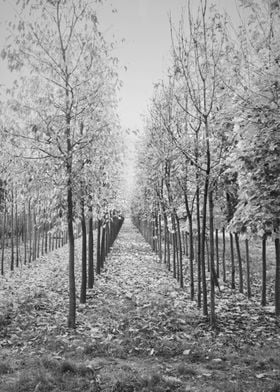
131, 0, 280, 327
133, 214, 275, 312
0, 0, 126, 329
0, 196, 123, 287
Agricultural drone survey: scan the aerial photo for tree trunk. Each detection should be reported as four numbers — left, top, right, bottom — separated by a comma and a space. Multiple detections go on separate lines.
196, 185, 202, 309
230, 232, 235, 289
158, 213, 162, 262
67, 180, 76, 329
189, 218, 194, 301
33, 211, 37, 261
275, 237, 280, 316
215, 229, 219, 278
10, 189, 14, 271
80, 198, 87, 304
261, 233, 267, 306
201, 177, 209, 316
172, 231, 176, 279
209, 189, 216, 327
23, 206, 27, 264
100, 223, 106, 269
222, 227, 226, 282
1, 206, 6, 275
28, 201, 32, 263
176, 215, 183, 288
96, 218, 101, 274
15, 195, 19, 268
235, 233, 243, 294
88, 206, 94, 289
245, 238, 251, 298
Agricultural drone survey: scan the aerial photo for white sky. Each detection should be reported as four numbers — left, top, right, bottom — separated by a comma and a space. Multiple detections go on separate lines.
0, 0, 239, 133
97, 0, 239, 132
0, 0, 240, 198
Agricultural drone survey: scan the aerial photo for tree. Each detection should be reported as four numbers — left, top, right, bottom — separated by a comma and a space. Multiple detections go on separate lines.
170, 0, 229, 326
2, 0, 121, 327
229, 0, 280, 314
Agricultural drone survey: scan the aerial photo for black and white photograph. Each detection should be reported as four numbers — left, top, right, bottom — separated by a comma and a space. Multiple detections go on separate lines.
0, 1, 280, 391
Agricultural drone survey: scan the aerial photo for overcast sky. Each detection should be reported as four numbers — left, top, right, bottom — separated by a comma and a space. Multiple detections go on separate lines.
97, 0, 239, 132
0, 0, 239, 133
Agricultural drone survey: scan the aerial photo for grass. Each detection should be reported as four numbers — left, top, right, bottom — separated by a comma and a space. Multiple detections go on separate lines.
175, 363, 197, 377
1, 227, 280, 392
0, 357, 100, 392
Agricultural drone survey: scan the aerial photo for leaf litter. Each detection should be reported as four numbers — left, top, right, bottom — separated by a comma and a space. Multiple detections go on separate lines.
0, 219, 280, 391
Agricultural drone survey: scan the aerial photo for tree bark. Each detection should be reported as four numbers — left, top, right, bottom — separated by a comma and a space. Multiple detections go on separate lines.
235, 232, 243, 294
230, 232, 235, 289
88, 206, 94, 289
222, 227, 226, 282
67, 181, 76, 328
1, 206, 6, 275
245, 238, 251, 298
261, 233, 267, 306
215, 229, 219, 278
80, 198, 87, 304
209, 189, 216, 327
275, 237, 280, 316
96, 218, 101, 274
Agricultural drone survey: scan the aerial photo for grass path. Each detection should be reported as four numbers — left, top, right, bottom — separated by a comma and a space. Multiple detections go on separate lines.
0, 218, 280, 391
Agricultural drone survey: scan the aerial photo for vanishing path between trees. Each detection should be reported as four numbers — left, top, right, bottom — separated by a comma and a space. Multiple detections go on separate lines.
1, 218, 280, 392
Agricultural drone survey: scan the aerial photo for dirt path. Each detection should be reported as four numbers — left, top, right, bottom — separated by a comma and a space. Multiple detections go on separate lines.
0, 218, 280, 391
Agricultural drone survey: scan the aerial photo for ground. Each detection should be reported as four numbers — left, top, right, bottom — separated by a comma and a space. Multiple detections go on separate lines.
0, 219, 280, 392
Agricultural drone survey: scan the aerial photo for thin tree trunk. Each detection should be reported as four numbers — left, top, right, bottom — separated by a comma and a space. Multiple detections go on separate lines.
158, 213, 162, 262
235, 232, 243, 294
28, 201, 32, 263
15, 195, 19, 268
80, 198, 87, 304
201, 177, 209, 316
222, 227, 226, 282
96, 218, 101, 275
209, 189, 216, 327
275, 237, 280, 316
172, 231, 176, 279
196, 186, 202, 309
215, 229, 219, 278
1, 206, 6, 275
176, 215, 183, 288
261, 233, 267, 306
189, 218, 194, 301
245, 239, 251, 299
11, 189, 14, 271
23, 207, 27, 264
230, 232, 235, 289
67, 179, 76, 329
100, 223, 106, 269
33, 210, 37, 261
88, 206, 94, 289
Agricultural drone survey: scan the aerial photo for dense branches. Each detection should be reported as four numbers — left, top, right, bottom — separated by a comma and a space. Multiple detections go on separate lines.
132, 0, 280, 322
